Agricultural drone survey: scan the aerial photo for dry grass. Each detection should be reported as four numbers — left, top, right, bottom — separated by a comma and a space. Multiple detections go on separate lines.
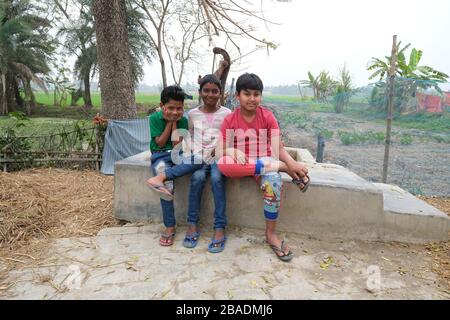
0, 168, 449, 291
419, 196, 450, 288
0, 168, 119, 273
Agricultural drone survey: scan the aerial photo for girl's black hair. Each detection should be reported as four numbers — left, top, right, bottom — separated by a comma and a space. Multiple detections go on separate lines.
198, 74, 222, 92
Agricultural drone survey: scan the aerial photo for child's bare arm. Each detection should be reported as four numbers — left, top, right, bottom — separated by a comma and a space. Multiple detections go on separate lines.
277, 139, 308, 180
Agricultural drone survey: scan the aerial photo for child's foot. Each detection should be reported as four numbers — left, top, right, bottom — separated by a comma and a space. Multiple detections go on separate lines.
213, 228, 225, 241
183, 225, 200, 248
159, 227, 176, 246
146, 176, 173, 201
208, 228, 226, 253
266, 233, 293, 262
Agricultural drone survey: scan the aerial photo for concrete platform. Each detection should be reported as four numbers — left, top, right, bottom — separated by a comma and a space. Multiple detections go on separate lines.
2, 224, 449, 300
374, 184, 450, 243
114, 149, 449, 244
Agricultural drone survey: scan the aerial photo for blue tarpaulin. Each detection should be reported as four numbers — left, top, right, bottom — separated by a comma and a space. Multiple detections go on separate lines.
100, 118, 150, 175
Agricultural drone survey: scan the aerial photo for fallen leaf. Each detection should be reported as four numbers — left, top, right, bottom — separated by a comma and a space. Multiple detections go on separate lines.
320, 256, 334, 270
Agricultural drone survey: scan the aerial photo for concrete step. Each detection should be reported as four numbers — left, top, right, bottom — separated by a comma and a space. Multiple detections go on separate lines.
373, 183, 449, 243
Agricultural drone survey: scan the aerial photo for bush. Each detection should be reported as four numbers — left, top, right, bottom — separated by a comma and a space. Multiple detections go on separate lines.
338, 130, 386, 145
399, 133, 413, 145
314, 127, 334, 139
0, 112, 33, 170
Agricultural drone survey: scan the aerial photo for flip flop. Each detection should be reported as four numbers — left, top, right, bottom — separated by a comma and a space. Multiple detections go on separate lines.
146, 181, 173, 201
183, 232, 200, 248
207, 236, 227, 253
159, 232, 175, 246
292, 174, 310, 193
269, 240, 294, 262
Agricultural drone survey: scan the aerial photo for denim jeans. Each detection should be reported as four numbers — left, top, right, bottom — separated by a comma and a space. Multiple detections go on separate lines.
150, 152, 203, 228
187, 163, 227, 229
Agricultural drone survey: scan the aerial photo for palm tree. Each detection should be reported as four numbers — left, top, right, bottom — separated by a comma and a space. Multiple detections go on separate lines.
0, 0, 54, 115
55, 0, 154, 111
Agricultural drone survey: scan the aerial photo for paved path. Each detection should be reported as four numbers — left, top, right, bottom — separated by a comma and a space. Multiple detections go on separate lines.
1, 224, 448, 300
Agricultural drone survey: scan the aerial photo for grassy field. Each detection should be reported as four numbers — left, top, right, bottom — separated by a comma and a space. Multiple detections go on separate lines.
34, 91, 162, 109
1, 91, 449, 136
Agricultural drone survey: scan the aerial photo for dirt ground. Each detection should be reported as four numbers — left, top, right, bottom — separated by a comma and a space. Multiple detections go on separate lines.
277, 107, 450, 196
0, 169, 449, 296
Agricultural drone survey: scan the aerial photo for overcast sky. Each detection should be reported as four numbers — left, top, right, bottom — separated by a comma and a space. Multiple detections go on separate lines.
142, 0, 450, 87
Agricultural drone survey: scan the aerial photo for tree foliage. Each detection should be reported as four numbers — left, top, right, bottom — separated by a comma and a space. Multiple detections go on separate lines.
0, 0, 55, 115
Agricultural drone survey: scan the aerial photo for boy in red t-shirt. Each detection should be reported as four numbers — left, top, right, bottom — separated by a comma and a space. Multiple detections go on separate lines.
217, 73, 310, 262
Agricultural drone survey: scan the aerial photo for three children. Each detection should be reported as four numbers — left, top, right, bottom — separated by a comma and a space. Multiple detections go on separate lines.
147, 73, 310, 261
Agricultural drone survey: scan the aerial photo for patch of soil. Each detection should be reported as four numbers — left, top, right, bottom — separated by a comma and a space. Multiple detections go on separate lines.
278, 108, 450, 196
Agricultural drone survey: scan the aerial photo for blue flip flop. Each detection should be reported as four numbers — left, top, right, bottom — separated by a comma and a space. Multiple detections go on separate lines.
183, 232, 200, 248
207, 236, 227, 253
146, 181, 173, 201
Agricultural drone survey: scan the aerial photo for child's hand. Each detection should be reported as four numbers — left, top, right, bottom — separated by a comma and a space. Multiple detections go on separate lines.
226, 148, 247, 164
287, 162, 308, 181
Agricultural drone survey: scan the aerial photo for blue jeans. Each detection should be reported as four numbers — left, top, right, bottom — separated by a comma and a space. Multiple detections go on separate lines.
187, 163, 227, 230
150, 152, 202, 228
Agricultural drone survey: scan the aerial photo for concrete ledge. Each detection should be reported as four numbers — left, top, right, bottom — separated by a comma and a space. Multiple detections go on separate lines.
114, 149, 449, 243
374, 183, 450, 243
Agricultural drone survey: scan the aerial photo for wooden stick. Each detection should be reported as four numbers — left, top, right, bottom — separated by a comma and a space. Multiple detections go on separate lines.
382, 35, 398, 183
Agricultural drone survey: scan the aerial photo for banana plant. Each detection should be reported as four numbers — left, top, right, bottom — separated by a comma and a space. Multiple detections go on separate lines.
367, 40, 448, 112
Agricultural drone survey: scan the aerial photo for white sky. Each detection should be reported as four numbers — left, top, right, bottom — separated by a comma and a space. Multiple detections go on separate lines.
142, 0, 450, 88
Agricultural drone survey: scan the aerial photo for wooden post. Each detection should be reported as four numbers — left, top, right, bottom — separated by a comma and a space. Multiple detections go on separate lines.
225, 78, 235, 110
1, 152, 6, 172
316, 134, 325, 163
94, 125, 100, 171
382, 35, 398, 183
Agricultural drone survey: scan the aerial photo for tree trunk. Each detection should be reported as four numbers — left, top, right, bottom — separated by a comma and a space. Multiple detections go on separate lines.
12, 78, 23, 108
1, 74, 7, 115
92, 0, 136, 119
23, 78, 36, 115
159, 48, 167, 88
83, 71, 93, 108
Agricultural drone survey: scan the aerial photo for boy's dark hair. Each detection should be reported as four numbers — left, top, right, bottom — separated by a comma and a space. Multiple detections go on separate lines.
198, 74, 222, 92
236, 73, 263, 93
160, 85, 186, 104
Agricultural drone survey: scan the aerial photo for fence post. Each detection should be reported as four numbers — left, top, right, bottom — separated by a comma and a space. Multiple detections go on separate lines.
1, 152, 6, 172
94, 125, 100, 171
316, 133, 325, 163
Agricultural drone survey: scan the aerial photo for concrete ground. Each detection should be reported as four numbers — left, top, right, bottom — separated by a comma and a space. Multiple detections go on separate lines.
1, 223, 449, 300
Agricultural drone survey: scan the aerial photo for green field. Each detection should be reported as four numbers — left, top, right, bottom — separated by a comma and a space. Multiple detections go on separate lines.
34, 91, 161, 108
1, 91, 449, 137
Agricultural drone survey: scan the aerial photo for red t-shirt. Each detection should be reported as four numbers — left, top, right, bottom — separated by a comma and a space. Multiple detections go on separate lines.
220, 106, 280, 160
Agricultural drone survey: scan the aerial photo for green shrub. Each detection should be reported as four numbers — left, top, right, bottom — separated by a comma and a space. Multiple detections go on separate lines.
338, 130, 386, 145
314, 127, 334, 139
399, 133, 413, 145
431, 135, 450, 144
